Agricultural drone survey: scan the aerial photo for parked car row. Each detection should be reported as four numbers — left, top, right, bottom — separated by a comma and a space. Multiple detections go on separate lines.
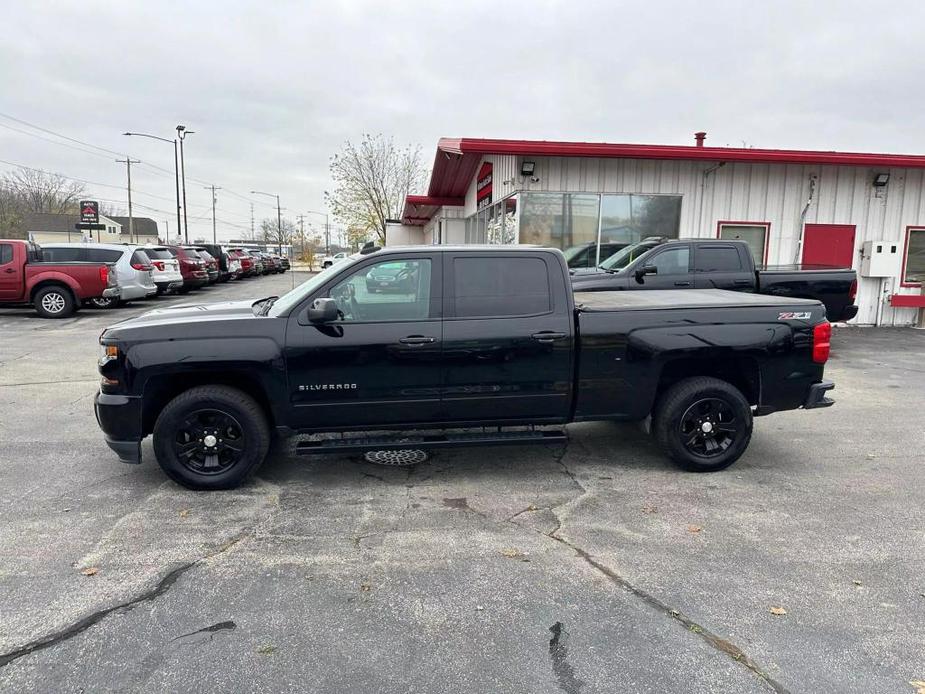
0, 239, 289, 318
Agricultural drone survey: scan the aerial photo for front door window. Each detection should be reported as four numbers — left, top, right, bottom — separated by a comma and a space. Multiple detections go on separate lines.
330, 259, 432, 322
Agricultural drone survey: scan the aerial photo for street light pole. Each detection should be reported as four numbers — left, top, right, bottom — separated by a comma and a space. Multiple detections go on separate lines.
251, 190, 284, 254
177, 125, 195, 244
303, 209, 330, 254
123, 132, 182, 243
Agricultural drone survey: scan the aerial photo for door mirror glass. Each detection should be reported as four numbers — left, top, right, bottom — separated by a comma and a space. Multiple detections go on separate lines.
306, 297, 339, 323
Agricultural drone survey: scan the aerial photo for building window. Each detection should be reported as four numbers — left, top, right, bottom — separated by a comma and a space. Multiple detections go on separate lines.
600, 194, 682, 245
903, 227, 925, 286
519, 193, 600, 256
717, 222, 770, 266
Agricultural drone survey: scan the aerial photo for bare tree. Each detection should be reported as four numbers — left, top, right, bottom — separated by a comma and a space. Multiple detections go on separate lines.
0, 182, 24, 239
261, 217, 296, 251
2, 167, 85, 215
325, 134, 425, 244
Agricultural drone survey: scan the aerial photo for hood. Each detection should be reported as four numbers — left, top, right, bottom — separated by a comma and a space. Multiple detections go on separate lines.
105, 299, 260, 334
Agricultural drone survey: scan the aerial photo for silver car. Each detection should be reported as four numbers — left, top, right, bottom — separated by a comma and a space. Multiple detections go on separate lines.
40, 243, 157, 308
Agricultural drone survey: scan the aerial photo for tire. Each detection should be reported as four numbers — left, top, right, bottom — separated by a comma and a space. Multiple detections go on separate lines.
89, 296, 122, 309
33, 285, 76, 319
653, 377, 752, 473
153, 385, 270, 490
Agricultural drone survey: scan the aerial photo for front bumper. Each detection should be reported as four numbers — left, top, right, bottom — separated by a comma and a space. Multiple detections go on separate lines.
94, 391, 143, 464
804, 380, 836, 409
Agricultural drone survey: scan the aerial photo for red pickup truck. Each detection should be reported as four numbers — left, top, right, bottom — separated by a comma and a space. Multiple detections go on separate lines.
0, 239, 120, 318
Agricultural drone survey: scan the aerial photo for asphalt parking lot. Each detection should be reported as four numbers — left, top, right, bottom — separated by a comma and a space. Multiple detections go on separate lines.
0, 273, 923, 693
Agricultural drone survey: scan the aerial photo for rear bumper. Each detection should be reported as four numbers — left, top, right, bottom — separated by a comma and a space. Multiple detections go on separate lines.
804, 380, 835, 409
102, 286, 120, 298
839, 305, 859, 321
94, 391, 143, 464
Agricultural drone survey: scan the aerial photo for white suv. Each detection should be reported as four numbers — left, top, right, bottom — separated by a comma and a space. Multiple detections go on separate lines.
143, 246, 185, 294
41, 243, 157, 308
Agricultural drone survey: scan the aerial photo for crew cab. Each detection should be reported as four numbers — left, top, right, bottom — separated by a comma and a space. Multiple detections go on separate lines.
0, 239, 120, 318
95, 246, 837, 490
571, 238, 859, 322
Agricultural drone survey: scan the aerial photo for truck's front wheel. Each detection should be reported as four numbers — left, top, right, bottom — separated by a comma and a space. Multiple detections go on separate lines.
653, 377, 752, 472
153, 386, 270, 490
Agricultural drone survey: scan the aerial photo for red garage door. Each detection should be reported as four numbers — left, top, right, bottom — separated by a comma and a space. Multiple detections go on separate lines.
802, 224, 856, 268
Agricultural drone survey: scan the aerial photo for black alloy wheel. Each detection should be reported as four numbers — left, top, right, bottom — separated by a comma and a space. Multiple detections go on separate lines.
172, 408, 246, 475
654, 377, 752, 472
153, 385, 270, 490
678, 398, 743, 458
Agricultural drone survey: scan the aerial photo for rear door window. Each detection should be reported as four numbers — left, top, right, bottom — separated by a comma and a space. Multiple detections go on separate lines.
0, 243, 12, 265
452, 257, 550, 318
41, 247, 86, 262
695, 246, 744, 272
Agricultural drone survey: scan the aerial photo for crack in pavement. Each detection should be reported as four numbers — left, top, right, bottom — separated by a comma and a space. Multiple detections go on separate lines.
0, 532, 250, 669
444, 446, 790, 694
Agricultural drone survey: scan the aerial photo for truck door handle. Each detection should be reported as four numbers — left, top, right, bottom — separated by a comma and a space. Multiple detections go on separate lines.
399, 335, 436, 345
733, 279, 752, 286
673, 281, 692, 287
531, 331, 568, 343
3, 268, 14, 274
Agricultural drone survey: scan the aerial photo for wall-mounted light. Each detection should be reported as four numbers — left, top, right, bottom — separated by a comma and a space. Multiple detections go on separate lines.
520, 161, 536, 177
872, 172, 890, 187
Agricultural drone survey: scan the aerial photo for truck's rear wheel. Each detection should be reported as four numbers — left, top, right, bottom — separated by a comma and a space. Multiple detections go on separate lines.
153, 385, 270, 490
653, 377, 752, 472
34, 286, 76, 319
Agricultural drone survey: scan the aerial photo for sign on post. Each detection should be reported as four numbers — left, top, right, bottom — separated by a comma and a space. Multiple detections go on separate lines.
80, 200, 99, 224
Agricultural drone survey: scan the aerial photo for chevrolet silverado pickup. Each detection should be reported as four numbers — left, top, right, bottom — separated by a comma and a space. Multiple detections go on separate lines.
95, 245, 836, 490
0, 239, 120, 318
571, 238, 858, 322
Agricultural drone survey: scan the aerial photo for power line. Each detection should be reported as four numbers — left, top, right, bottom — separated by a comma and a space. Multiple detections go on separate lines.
0, 111, 126, 157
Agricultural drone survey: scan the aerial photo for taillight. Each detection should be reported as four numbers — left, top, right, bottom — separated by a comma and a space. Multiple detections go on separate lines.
153, 261, 165, 271
849, 279, 857, 301
99, 265, 109, 285
812, 321, 832, 364
131, 263, 148, 271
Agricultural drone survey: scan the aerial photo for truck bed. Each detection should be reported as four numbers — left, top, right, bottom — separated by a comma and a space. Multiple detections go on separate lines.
575, 288, 820, 312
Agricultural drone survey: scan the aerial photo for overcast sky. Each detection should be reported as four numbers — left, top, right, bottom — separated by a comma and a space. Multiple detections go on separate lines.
1, 0, 922, 242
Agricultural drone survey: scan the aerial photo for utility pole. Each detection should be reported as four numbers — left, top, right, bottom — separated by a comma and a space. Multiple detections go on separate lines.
250, 203, 255, 240
297, 214, 305, 261
203, 184, 221, 244
116, 157, 140, 243
164, 220, 169, 243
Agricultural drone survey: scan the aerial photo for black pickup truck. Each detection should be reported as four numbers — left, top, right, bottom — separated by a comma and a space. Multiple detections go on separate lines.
571, 238, 858, 322
95, 246, 836, 490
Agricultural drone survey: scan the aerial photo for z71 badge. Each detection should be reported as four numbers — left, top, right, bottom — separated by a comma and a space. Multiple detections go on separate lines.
778, 311, 812, 320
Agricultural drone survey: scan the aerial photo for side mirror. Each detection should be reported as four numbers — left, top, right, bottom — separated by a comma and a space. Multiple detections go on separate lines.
634, 265, 658, 283
305, 297, 338, 323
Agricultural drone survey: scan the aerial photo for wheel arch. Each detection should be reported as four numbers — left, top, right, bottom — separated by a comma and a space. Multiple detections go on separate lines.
29, 280, 76, 305
655, 356, 760, 407
141, 370, 276, 437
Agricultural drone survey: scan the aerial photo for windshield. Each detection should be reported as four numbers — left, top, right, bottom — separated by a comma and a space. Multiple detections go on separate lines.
267, 253, 361, 317
599, 241, 660, 270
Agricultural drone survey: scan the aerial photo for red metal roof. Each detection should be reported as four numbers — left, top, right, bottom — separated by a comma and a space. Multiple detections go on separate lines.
401, 194, 464, 226
404, 136, 925, 224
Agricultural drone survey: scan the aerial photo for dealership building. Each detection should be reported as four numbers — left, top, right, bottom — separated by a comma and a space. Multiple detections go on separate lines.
392, 133, 925, 325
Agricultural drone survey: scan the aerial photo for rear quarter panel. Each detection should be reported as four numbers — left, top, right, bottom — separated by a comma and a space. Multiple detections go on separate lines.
24, 265, 101, 300
574, 305, 826, 420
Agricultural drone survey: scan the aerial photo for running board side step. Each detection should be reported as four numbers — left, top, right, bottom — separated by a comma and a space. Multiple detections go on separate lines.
295, 429, 568, 455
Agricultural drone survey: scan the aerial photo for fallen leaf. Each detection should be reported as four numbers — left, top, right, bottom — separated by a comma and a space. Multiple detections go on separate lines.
769, 607, 787, 616
687, 524, 702, 534
360, 582, 371, 592
500, 548, 525, 559
909, 681, 925, 694
475, 605, 484, 611
257, 645, 276, 655
179, 509, 191, 518
80, 567, 99, 576
853, 580, 863, 586
642, 505, 659, 514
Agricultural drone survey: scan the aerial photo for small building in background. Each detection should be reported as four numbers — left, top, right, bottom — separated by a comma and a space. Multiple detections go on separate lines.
397, 134, 925, 325
23, 213, 162, 245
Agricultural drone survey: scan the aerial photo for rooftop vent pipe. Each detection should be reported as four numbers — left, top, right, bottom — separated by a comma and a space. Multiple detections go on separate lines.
695, 131, 707, 147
